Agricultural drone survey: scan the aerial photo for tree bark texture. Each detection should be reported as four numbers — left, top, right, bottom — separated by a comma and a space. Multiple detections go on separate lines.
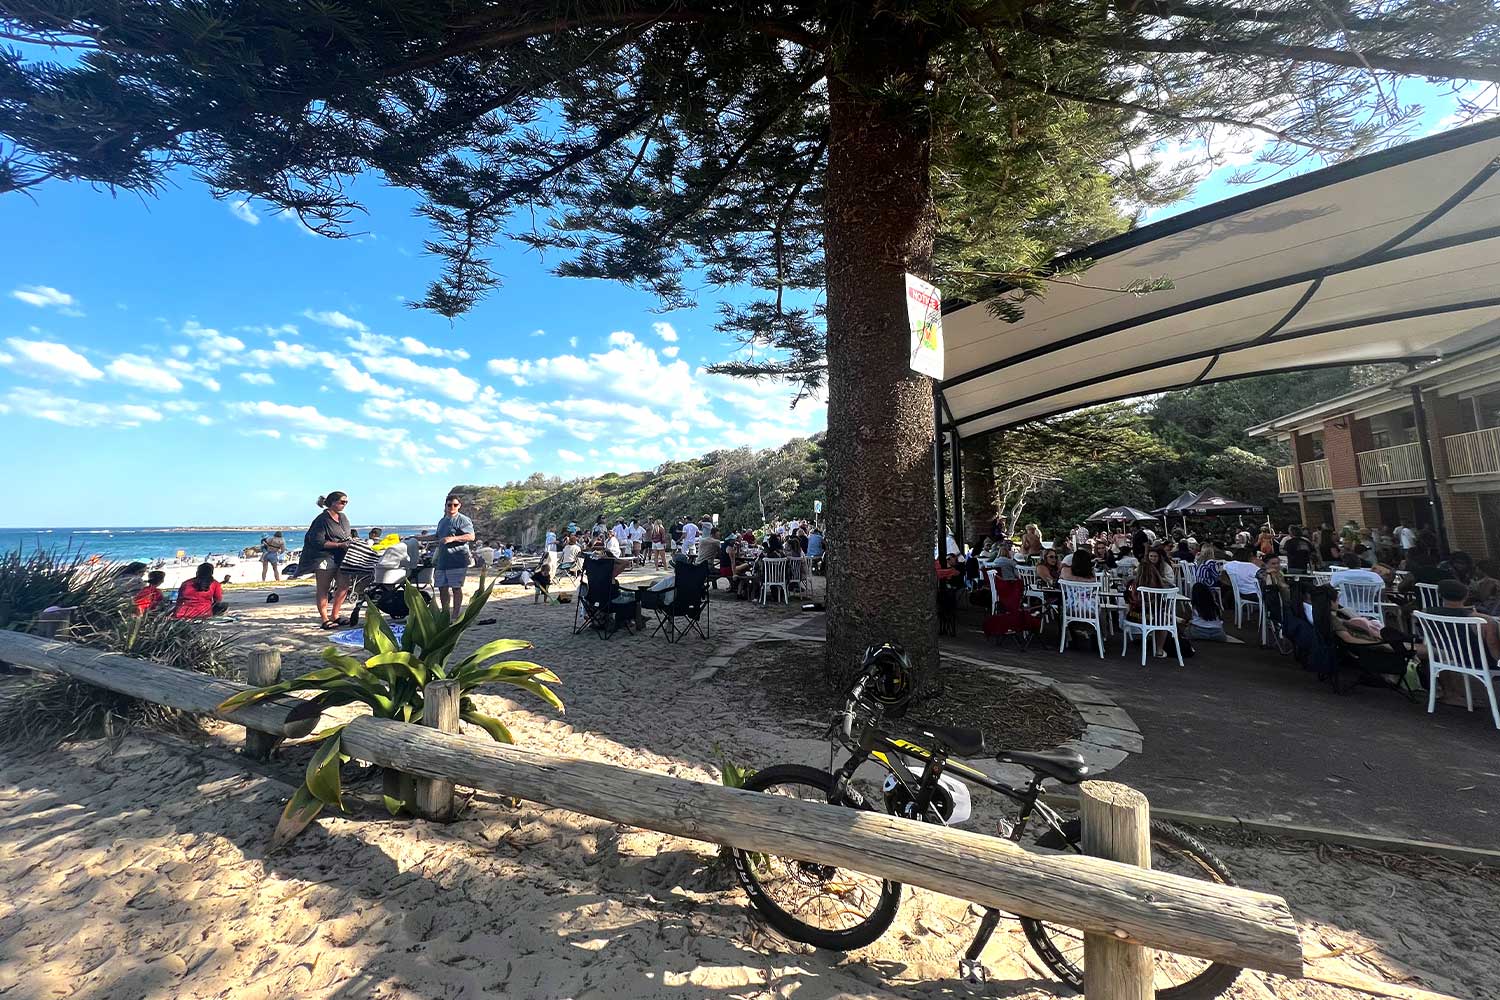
822, 16, 940, 689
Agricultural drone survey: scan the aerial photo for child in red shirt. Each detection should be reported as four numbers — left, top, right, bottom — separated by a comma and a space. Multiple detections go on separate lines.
133, 571, 167, 615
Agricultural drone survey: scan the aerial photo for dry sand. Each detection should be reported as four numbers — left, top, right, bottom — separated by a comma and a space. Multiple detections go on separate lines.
0, 579, 1492, 1000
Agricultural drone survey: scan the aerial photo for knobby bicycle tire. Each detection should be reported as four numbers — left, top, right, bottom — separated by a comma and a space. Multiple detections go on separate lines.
731, 764, 902, 950
1021, 820, 1242, 1000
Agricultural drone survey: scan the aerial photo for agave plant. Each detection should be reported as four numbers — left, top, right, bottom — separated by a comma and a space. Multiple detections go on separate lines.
218, 582, 561, 849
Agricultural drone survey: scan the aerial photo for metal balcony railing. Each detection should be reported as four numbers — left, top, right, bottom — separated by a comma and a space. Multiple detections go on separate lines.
1444, 426, 1500, 477
1299, 459, 1331, 491
1356, 442, 1424, 485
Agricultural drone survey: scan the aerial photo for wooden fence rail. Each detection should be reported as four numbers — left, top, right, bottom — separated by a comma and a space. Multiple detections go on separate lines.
0, 631, 318, 740
0, 629, 1303, 981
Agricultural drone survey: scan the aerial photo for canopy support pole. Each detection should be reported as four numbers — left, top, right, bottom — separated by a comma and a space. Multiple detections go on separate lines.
942, 396, 965, 555
934, 386, 947, 559
1409, 385, 1450, 553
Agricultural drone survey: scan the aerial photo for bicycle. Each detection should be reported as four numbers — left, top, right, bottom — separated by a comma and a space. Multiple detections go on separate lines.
730, 649, 1241, 1000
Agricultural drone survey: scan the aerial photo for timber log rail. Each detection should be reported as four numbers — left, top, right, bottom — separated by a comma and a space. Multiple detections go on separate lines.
0, 630, 1310, 998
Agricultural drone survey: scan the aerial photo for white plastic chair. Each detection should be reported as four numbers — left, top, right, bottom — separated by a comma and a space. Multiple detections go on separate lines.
1059, 581, 1105, 657
1337, 581, 1385, 620
1121, 587, 1183, 666
1176, 561, 1193, 599
1312, 570, 1333, 587
1414, 582, 1441, 609
759, 558, 789, 605
986, 569, 1000, 615
798, 556, 815, 598
1414, 611, 1500, 730
1231, 584, 1262, 630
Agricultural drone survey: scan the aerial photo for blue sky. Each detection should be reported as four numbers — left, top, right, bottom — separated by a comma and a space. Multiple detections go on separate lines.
0, 81, 1489, 527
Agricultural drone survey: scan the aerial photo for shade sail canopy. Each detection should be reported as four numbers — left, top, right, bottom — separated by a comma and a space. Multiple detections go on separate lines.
1178, 490, 1264, 516
1086, 505, 1156, 523
940, 119, 1500, 439
1151, 491, 1200, 517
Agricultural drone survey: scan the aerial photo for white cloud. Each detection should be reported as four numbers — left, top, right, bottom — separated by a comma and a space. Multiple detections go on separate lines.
240, 372, 276, 386
375, 438, 452, 476
662, 345, 680, 358
324, 358, 404, 398
303, 309, 369, 333
107, 355, 183, 392
244, 428, 282, 440
361, 354, 479, 402
183, 321, 245, 358
229, 199, 260, 225
399, 336, 470, 361
652, 321, 679, 342
292, 434, 326, 450
230, 400, 385, 441
558, 449, 584, 463
243, 340, 321, 370
569, 336, 578, 348
476, 444, 532, 466
5, 387, 161, 428
3, 337, 103, 382
11, 285, 82, 316
530, 328, 546, 337
345, 331, 399, 354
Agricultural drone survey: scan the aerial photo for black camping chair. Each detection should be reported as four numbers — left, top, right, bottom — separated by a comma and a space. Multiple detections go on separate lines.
638, 575, 676, 637
573, 556, 618, 638
659, 559, 712, 643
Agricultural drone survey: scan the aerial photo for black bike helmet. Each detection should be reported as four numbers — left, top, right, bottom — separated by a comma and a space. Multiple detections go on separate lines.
860, 643, 913, 716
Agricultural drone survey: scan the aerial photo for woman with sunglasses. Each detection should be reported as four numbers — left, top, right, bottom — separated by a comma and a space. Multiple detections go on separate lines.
299, 490, 353, 629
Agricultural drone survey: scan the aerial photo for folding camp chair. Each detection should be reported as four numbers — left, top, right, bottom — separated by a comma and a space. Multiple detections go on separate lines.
573, 557, 617, 639
659, 560, 712, 643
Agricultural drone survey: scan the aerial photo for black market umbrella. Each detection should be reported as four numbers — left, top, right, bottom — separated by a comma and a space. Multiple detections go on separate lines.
1085, 505, 1157, 524
1178, 489, 1265, 517
1151, 491, 1200, 517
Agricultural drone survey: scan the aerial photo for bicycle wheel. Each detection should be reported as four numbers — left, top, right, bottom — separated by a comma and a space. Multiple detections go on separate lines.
1021, 820, 1242, 1000
731, 763, 902, 951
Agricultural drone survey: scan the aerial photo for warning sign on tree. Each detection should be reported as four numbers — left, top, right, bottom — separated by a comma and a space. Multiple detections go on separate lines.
906, 274, 943, 379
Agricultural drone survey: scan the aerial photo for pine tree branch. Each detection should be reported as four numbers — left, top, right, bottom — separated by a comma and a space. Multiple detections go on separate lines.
649, 60, 827, 248
979, 48, 1343, 153
379, 6, 824, 79
1103, 0, 1435, 34
771, 137, 827, 314
1021, 15, 1500, 82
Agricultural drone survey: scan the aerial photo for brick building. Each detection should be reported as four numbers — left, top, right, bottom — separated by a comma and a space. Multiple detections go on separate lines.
1247, 345, 1500, 559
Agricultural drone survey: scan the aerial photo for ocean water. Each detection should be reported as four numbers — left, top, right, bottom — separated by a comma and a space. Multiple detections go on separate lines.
0, 526, 430, 564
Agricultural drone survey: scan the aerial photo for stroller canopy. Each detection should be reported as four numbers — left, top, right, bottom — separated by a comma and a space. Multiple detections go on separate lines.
1085, 505, 1157, 524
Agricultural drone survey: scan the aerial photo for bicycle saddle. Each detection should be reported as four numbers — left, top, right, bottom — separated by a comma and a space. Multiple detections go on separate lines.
903, 719, 984, 757
995, 748, 1089, 784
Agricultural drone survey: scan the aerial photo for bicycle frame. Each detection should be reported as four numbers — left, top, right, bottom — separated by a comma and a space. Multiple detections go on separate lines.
825, 689, 1074, 851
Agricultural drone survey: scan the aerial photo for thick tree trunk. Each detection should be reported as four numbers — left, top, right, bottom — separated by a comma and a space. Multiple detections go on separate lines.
822, 23, 939, 690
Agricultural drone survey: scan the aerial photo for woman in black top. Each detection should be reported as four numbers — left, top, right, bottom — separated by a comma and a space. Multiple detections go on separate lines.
300, 490, 353, 628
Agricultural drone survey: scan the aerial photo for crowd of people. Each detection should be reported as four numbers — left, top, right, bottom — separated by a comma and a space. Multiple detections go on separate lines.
545, 515, 825, 600
950, 516, 1498, 695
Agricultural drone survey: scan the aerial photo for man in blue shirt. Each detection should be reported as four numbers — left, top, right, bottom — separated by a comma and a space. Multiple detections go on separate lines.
418, 494, 476, 617
806, 527, 825, 571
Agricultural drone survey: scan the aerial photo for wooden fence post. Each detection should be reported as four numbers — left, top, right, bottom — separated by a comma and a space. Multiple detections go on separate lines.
243, 648, 283, 761
1081, 781, 1155, 1000
414, 679, 460, 821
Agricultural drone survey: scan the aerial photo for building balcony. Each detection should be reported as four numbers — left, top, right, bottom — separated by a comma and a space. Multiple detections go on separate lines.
1276, 465, 1297, 494
1445, 426, 1500, 477
1356, 442, 1424, 486
1300, 459, 1331, 491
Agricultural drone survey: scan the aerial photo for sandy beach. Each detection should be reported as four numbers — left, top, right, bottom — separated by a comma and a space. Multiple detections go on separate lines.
0, 578, 1492, 1000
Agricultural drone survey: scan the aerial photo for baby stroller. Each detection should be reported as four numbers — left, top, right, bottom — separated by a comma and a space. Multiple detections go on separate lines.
349, 540, 434, 625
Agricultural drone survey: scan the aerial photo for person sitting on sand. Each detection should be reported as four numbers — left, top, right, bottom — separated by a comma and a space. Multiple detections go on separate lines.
174, 563, 224, 619
134, 570, 167, 615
